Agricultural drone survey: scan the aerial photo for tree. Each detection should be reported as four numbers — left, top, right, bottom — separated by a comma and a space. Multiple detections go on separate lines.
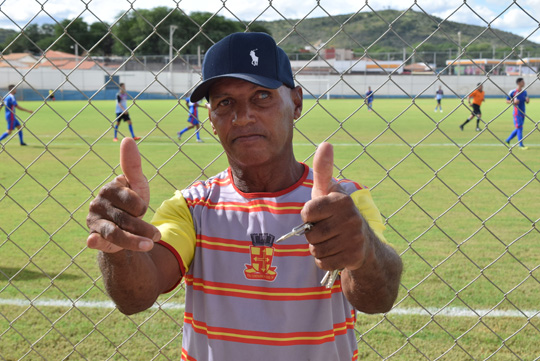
111, 8, 268, 56
2, 24, 43, 54
53, 18, 92, 54
89, 22, 114, 55
36, 24, 56, 51
112, 7, 189, 55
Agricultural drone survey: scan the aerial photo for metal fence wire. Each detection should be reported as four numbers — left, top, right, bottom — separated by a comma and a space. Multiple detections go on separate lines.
1, 0, 540, 360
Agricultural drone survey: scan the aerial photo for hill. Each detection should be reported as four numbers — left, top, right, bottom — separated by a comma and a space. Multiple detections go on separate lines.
2, 8, 538, 62
255, 9, 540, 61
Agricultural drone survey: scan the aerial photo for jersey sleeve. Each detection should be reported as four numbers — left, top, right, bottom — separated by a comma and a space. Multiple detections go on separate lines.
507, 90, 514, 100
350, 188, 387, 244
6, 96, 15, 109
151, 190, 197, 279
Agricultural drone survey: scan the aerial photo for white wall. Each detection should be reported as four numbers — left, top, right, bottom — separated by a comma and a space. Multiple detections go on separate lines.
1, 67, 537, 98
0, 67, 202, 98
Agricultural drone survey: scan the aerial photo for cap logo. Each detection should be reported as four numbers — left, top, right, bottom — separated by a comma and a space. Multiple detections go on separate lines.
249, 49, 259, 66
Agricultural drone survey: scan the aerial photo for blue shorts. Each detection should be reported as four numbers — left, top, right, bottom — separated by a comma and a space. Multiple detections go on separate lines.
188, 117, 199, 125
6, 115, 20, 130
513, 116, 524, 128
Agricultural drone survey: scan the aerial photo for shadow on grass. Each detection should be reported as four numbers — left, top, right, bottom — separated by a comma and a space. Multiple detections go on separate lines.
0, 266, 83, 281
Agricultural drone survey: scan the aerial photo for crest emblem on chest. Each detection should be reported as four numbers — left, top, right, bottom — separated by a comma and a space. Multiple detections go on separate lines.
244, 233, 277, 281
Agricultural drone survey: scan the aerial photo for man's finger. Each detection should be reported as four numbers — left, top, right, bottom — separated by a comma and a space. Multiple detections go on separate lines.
87, 230, 155, 253
312, 142, 335, 199
120, 138, 150, 204
88, 204, 161, 242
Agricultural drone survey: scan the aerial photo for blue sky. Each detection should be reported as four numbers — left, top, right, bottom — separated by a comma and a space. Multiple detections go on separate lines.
1, 0, 539, 43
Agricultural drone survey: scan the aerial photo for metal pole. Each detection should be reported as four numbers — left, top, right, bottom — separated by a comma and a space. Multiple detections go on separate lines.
169, 25, 178, 91
457, 32, 461, 89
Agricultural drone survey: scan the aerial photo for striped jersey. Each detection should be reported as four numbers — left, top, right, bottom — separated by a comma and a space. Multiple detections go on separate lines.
507, 88, 527, 120
4, 93, 17, 121
187, 100, 199, 122
116, 91, 128, 114
152, 164, 388, 361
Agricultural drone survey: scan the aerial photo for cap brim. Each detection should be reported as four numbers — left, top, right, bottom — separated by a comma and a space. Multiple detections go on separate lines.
190, 74, 284, 102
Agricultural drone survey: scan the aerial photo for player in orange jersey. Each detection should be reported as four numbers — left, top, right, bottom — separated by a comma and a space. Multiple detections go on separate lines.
460, 83, 485, 132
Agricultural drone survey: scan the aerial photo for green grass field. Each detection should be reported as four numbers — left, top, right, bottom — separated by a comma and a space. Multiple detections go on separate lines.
1, 97, 539, 360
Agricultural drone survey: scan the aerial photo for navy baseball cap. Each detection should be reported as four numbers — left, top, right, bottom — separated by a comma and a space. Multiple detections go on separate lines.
190, 32, 295, 102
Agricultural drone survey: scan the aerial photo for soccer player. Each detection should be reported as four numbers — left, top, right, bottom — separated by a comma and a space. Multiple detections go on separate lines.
434, 86, 444, 112
460, 83, 485, 131
46, 89, 56, 101
0, 85, 33, 146
87, 32, 402, 360
113, 83, 140, 142
177, 97, 204, 142
505, 77, 530, 150
365, 86, 374, 111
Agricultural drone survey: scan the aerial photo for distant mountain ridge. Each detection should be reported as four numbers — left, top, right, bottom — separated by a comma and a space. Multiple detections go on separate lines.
1, 9, 538, 61
255, 9, 540, 56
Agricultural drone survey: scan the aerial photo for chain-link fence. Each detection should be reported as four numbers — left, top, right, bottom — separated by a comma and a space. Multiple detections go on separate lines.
1, 1, 539, 360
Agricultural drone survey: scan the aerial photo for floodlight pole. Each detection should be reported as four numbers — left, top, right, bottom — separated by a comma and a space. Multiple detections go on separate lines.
457, 31, 461, 89
70, 44, 79, 61
169, 25, 178, 89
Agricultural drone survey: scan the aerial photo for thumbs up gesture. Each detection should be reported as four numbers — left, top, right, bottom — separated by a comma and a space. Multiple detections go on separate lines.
87, 138, 161, 253
301, 142, 368, 273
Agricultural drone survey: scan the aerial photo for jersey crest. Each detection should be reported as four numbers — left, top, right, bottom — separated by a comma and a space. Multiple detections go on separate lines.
244, 233, 277, 281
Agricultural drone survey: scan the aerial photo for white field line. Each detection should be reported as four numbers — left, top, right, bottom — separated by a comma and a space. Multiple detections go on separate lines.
387, 307, 539, 318
0, 298, 184, 310
1, 298, 538, 318
32, 141, 540, 148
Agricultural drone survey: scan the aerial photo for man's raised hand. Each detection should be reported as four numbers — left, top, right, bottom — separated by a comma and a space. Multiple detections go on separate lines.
302, 142, 367, 272
86, 138, 161, 253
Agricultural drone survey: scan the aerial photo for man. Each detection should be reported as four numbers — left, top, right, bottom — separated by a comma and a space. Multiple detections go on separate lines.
178, 97, 204, 142
365, 86, 374, 111
0, 85, 33, 146
505, 77, 530, 150
434, 86, 443, 112
460, 83, 485, 132
113, 83, 140, 142
87, 32, 402, 360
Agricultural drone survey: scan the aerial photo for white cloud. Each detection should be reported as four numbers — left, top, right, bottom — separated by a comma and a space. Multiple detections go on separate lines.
491, 6, 540, 43
0, 0, 44, 28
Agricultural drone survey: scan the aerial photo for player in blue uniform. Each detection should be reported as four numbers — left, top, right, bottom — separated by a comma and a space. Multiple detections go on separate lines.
505, 78, 530, 150
113, 83, 140, 142
365, 86, 374, 111
0, 85, 33, 146
434, 86, 443, 112
178, 97, 204, 142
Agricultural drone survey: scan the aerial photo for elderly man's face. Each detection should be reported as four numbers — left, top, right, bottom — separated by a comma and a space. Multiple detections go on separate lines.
207, 78, 302, 169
